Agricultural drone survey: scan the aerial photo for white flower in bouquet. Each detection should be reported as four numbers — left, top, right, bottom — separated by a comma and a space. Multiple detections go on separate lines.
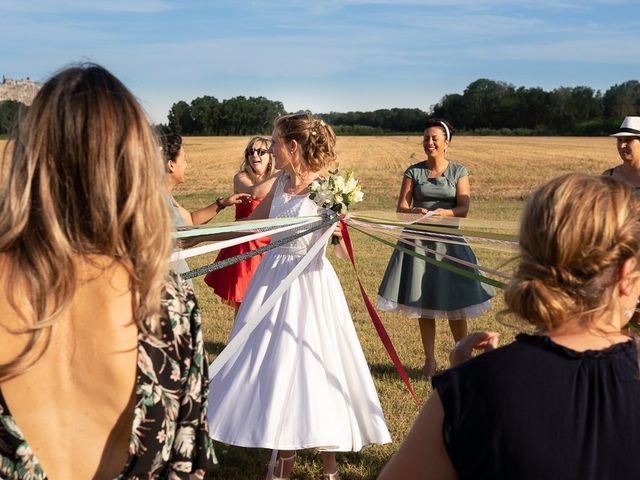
317, 190, 333, 207
309, 169, 364, 214
310, 170, 364, 243
332, 175, 346, 192
344, 172, 359, 192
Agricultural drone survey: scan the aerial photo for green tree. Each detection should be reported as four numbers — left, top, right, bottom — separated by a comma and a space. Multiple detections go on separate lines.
167, 101, 195, 134
603, 80, 640, 119
191, 96, 221, 135
0, 100, 26, 134
461, 79, 516, 129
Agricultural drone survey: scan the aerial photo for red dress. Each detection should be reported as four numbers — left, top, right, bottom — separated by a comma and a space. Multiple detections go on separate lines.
203, 199, 270, 307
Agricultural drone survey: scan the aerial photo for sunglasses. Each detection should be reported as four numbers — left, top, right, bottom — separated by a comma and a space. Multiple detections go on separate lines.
248, 148, 269, 156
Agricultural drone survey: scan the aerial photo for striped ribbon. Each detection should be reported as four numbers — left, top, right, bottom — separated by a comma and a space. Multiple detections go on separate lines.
173, 216, 320, 238
349, 224, 508, 289
181, 215, 339, 280
171, 217, 318, 262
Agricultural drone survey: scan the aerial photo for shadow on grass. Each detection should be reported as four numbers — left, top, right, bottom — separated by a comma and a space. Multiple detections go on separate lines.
210, 445, 272, 480
205, 341, 227, 357
210, 444, 390, 480
369, 362, 428, 380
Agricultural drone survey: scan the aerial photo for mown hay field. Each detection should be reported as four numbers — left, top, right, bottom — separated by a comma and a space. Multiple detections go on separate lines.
0, 136, 620, 479
174, 135, 618, 480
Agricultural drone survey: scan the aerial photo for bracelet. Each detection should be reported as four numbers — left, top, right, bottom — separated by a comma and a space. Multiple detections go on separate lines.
216, 197, 227, 210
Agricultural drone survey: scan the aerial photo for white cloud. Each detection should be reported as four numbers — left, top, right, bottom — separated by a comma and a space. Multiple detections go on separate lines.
469, 33, 640, 64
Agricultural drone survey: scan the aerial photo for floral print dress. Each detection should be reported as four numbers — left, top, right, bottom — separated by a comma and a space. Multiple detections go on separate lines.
0, 273, 217, 479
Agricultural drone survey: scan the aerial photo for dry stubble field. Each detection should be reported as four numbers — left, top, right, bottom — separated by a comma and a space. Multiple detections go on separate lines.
173, 135, 618, 480
0, 135, 621, 479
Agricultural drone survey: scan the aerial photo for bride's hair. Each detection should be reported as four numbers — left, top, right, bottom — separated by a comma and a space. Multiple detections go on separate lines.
274, 113, 336, 172
504, 174, 640, 331
0, 63, 171, 380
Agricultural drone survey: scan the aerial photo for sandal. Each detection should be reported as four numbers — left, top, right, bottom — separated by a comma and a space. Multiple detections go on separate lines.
273, 452, 296, 480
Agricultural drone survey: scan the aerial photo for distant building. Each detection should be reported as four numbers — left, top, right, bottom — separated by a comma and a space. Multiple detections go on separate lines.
0, 76, 42, 105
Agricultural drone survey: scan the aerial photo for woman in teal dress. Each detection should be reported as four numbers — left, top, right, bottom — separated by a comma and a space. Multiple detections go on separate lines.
377, 118, 495, 378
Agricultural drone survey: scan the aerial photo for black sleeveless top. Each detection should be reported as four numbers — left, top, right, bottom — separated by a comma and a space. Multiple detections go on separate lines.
433, 334, 640, 480
603, 167, 640, 193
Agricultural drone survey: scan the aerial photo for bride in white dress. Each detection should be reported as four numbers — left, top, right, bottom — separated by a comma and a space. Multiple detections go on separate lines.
207, 113, 391, 479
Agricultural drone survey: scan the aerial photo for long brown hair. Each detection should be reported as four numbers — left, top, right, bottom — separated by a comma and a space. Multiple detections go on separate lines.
0, 63, 171, 380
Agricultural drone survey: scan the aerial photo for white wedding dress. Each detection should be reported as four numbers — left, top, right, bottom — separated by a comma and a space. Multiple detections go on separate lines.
207, 173, 391, 451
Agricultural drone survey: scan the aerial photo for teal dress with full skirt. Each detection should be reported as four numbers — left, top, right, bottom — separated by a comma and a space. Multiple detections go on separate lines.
377, 162, 495, 320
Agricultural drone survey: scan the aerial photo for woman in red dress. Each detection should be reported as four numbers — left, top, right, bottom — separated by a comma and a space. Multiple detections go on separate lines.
204, 136, 277, 309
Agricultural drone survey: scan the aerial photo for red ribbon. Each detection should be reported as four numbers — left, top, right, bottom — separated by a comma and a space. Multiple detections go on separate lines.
338, 219, 421, 406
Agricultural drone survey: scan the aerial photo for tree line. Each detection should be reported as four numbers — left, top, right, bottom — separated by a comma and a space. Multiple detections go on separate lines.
431, 79, 640, 135
164, 78, 639, 136
162, 95, 286, 136
2, 78, 639, 136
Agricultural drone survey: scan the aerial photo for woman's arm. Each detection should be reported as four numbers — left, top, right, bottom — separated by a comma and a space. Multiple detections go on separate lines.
432, 175, 470, 218
234, 172, 279, 200
378, 391, 457, 480
233, 172, 253, 195
241, 173, 283, 221
192, 193, 252, 225
175, 193, 252, 226
449, 331, 500, 367
330, 223, 350, 260
396, 176, 427, 215
179, 175, 281, 247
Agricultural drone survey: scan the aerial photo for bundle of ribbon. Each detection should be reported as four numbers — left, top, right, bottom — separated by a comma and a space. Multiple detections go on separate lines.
173, 211, 523, 404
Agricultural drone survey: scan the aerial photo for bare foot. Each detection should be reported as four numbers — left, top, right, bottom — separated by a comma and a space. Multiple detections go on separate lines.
421, 358, 437, 379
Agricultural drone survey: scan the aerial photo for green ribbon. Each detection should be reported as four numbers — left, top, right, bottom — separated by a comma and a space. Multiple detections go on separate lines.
181, 214, 341, 280
351, 215, 518, 243
173, 216, 320, 238
349, 225, 507, 290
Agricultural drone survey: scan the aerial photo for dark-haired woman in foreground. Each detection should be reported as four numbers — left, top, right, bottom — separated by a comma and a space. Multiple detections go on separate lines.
0, 64, 216, 479
379, 174, 640, 480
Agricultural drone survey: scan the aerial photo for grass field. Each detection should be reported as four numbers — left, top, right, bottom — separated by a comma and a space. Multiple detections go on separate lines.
0, 135, 621, 479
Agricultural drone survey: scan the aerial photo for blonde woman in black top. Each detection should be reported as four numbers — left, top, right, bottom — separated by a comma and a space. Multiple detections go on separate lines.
380, 174, 640, 480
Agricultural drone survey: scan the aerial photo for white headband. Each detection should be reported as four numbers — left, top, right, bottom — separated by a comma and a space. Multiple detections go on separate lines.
439, 121, 450, 141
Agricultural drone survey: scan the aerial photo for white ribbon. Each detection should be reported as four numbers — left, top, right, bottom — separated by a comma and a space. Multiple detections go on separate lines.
221, 225, 332, 479
170, 218, 317, 262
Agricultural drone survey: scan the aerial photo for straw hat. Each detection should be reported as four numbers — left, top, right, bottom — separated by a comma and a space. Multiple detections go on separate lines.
611, 116, 640, 137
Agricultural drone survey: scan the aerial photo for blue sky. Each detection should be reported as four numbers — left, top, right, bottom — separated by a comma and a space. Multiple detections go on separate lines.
1, 0, 639, 124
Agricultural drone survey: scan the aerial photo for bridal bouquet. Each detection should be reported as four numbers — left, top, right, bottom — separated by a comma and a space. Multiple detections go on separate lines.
310, 169, 364, 243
